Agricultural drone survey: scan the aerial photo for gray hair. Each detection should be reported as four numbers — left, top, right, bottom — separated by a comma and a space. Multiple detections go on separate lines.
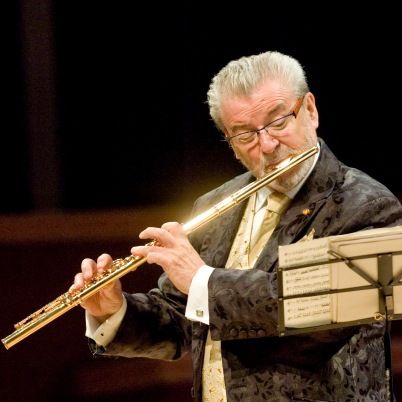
207, 51, 310, 132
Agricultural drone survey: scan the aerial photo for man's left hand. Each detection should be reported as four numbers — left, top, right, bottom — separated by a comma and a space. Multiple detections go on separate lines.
131, 222, 205, 294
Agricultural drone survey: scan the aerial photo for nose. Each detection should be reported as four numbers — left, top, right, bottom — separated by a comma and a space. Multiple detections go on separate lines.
257, 128, 279, 153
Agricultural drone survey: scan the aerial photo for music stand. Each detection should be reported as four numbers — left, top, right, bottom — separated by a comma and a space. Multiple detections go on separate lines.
277, 229, 402, 402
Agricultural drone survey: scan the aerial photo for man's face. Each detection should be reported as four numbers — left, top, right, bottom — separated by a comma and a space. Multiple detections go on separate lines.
221, 80, 319, 192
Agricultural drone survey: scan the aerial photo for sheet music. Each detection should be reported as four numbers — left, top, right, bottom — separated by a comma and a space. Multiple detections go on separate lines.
279, 237, 329, 268
284, 294, 332, 327
279, 238, 335, 327
282, 265, 331, 296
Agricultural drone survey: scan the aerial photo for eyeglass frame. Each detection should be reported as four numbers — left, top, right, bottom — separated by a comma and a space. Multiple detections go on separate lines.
225, 95, 305, 144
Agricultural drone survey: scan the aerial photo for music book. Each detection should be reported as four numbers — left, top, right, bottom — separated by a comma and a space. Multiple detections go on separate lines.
277, 226, 402, 329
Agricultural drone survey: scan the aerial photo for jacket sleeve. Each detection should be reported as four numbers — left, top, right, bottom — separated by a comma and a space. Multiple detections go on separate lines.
94, 273, 192, 360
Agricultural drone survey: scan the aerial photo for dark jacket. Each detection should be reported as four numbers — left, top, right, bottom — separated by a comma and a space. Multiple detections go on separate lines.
100, 139, 402, 401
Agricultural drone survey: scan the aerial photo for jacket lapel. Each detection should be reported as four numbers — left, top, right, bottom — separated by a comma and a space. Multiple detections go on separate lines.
255, 140, 341, 272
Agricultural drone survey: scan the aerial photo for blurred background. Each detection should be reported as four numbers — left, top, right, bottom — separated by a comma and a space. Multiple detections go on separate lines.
1, 1, 402, 401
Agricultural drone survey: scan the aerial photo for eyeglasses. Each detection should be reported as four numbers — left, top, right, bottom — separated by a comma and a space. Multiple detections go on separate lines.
226, 96, 305, 145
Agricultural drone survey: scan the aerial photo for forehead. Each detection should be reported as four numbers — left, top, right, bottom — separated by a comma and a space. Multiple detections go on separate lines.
220, 80, 294, 127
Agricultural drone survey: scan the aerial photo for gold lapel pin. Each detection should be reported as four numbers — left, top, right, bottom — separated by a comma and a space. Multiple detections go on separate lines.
302, 208, 311, 216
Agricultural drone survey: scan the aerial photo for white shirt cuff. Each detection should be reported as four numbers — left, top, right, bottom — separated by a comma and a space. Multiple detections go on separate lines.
85, 296, 127, 347
185, 265, 214, 325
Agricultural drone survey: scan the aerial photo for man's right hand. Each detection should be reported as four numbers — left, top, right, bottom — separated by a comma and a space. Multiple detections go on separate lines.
70, 253, 124, 323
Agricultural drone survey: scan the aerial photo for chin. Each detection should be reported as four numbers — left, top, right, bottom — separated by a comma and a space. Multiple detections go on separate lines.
270, 157, 313, 192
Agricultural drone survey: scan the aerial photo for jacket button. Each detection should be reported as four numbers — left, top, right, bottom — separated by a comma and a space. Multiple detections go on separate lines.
257, 329, 266, 337
248, 329, 256, 337
229, 328, 238, 337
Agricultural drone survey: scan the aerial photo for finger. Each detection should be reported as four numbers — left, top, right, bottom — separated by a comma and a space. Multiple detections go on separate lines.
70, 272, 85, 292
131, 244, 155, 258
138, 227, 175, 247
161, 222, 185, 237
81, 258, 97, 281
146, 250, 170, 267
97, 253, 113, 272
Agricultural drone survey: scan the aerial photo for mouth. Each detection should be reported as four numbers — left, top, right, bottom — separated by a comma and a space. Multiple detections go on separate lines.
264, 155, 294, 173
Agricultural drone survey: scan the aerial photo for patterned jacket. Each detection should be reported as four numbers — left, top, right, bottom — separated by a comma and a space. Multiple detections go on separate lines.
98, 139, 402, 401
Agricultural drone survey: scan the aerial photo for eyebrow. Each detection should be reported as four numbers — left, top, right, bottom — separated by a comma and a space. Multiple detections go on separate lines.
230, 102, 287, 133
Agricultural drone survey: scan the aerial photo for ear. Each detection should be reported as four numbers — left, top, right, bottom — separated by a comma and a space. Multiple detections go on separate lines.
304, 92, 319, 129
